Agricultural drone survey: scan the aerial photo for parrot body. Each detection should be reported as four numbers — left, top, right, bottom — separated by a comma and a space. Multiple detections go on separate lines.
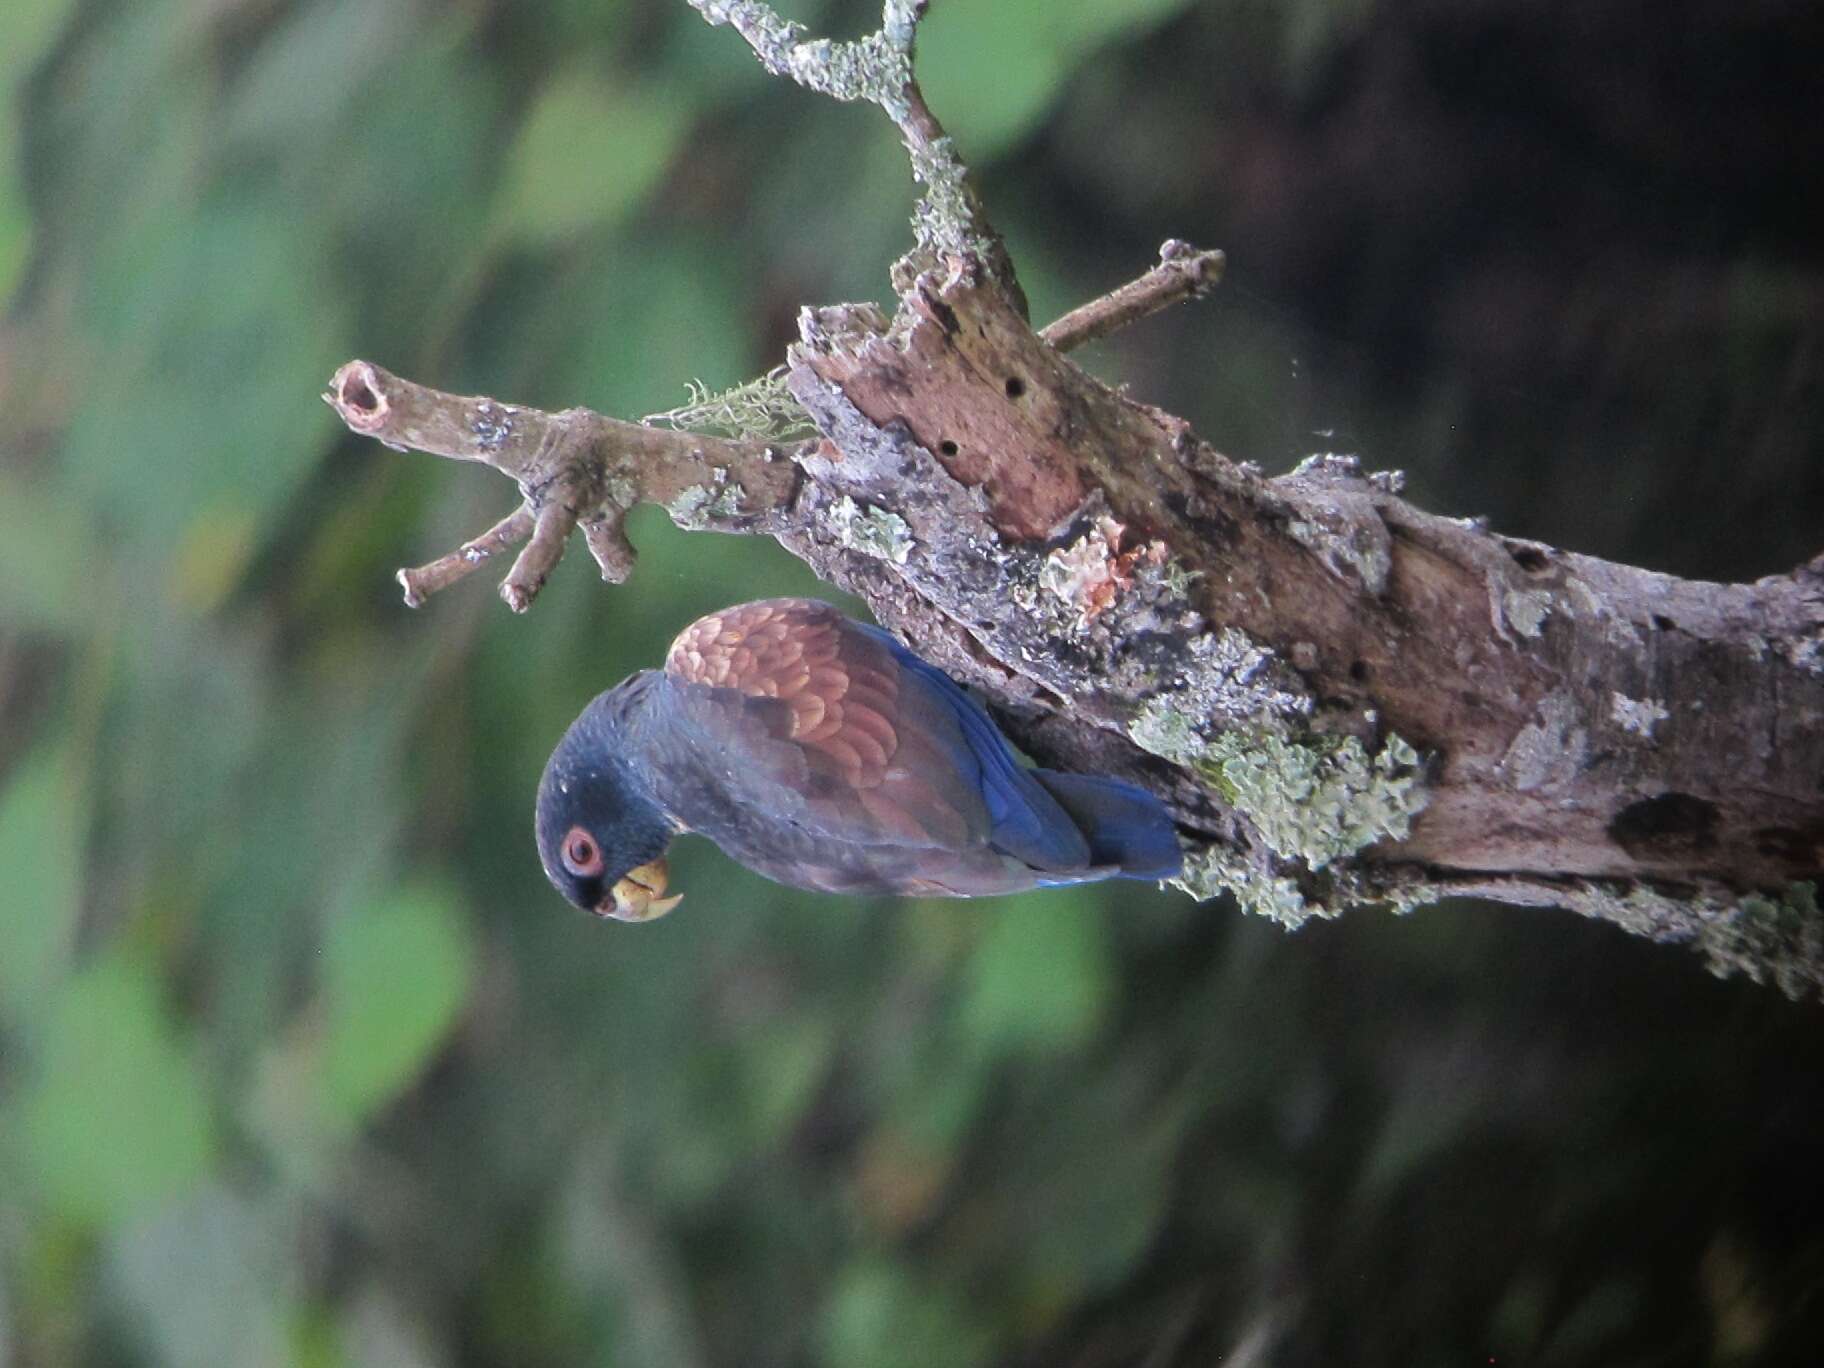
536, 599, 1181, 920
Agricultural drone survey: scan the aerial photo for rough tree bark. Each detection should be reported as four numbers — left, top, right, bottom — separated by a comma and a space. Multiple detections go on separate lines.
325, 1, 1823, 998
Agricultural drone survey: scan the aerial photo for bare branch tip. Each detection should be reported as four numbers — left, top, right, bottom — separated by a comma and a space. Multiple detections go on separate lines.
581, 515, 637, 584
1038, 241, 1229, 352
390, 506, 538, 610
499, 502, 578, 612
328, 360, 390, 432
1159, 240, 1226, 290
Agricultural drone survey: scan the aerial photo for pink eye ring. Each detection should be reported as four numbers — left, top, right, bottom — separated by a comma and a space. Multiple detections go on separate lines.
561, 827, 604, 877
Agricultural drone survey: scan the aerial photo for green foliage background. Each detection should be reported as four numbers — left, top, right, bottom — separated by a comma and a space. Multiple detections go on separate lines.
2, 1, 1821, 1364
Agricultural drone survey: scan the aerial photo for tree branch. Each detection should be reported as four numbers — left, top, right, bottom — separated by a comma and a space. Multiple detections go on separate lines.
324, 359, 804, 612
688, 0, 1023, 306
319, 3, 1824, 999
1037, 240, 1226, 352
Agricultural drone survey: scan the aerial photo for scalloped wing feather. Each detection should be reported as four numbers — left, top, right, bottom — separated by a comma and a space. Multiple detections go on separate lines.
664, 599, 985, 851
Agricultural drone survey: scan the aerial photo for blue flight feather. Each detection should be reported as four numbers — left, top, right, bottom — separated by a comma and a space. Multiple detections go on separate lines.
857, 624, 1180, 881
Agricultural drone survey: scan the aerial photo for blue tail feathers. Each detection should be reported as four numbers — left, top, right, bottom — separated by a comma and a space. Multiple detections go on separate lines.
1029, 769, 1183, 881
853, 620, 1182, 883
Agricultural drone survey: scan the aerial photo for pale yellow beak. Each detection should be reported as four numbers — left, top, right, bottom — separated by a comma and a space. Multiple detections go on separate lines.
600, 858, 683, 923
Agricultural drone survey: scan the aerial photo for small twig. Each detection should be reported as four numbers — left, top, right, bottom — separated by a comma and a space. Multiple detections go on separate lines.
689, 1, 1017, 301
502, 502, 578, 613
397, 505, 535, 608
687, 2, 925, 123
1039, 241, 1226, 353
580, 515, 637, 583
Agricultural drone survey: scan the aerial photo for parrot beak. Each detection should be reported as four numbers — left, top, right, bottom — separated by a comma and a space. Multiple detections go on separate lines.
602, 859, 683, 923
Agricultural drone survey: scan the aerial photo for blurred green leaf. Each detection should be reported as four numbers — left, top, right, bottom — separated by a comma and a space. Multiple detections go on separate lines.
819, 1258, 993, 1368
743, 1016, 835, 1145
104, 1187, 294, 1368
917, 0, 1197, 160
997, 1088, 1174, 1309
222, 0, 419, 152
0, 736, 83, 1030
495, 67, 689, 247
338, 1287, 446, 1368
497, 234, 752, 419
0, 0, 79, 90
958, 889, 1112, 1054
61, 195, 348, 589
0, 477, 96, 631
1049, 0, 1199, 51
915, 3, 1071, 161
10, 945, 217, 1226
319, 881, 476, 1128
0, 105, 28, 305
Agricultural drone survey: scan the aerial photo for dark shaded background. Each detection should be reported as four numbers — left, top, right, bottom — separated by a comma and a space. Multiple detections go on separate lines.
2, 1, 1821, 1364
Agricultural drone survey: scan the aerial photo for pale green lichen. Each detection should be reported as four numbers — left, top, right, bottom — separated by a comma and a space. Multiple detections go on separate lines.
689, 3, 915, 115
1565, 879, 1823, 1001
692, 2, 989, 268
1158, 557, 1204, 598
1379, 878, 1446, 917
1130, 629, 1312, 747
1171, 845, 1317, 929
1785, 634, 1824, 675
1287, 513, 1392, 596
1499, 693, 1586, 792
643, 368, 813, 442
1201, 730, 1427, 871
1170, 841, 1441, 930
1564, 881, 1702, 943
1609, 691, 1669, 739
828, 494, 913, 564
1142, 697, 1428, 928
1502, 587, 1552, 639
667, 477, 747, 529
906, 135, 989, 265
1701, 882, 1822, 1000
1128, 626, 1425, 917
1128, 699, 1206, 766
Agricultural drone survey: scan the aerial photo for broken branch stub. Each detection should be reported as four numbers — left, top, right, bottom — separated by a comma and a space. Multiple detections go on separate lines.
324, 360, 802, 612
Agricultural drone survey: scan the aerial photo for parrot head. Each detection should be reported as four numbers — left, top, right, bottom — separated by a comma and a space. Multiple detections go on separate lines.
534, 687, 682, 923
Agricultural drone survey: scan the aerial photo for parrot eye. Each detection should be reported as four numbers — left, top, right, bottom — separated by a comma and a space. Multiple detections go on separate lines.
561, 827, 604, 877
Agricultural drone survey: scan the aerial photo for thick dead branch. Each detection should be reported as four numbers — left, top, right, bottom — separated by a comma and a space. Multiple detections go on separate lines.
322, 0, 1824, 998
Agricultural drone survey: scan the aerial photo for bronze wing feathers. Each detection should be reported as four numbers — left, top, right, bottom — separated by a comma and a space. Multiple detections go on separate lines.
662, 599, 983, 851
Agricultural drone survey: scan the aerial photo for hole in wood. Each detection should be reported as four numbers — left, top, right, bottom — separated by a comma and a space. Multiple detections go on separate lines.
341, 374, 379, 414
1608, 791, 1719, 857
939, 439, 959, 456
1004, 376, 1026, 399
